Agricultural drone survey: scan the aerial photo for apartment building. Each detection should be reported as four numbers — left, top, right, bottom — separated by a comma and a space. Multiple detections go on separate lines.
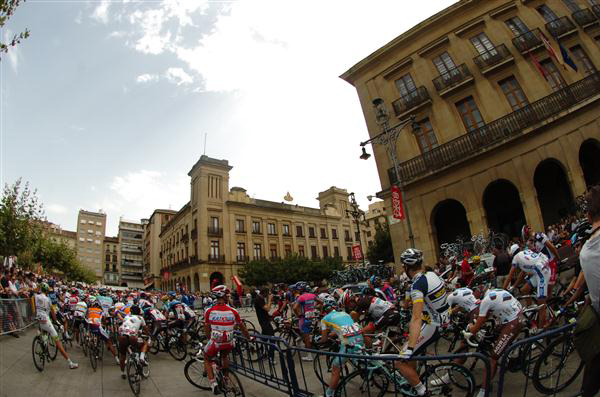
143, 209, 177, 289
119, 219, 144, 288
102, 236, 120, 286
76, 210, 106, 281
159, 155, 368, 292
341, 0, 600, 263
47, 223, 77, 250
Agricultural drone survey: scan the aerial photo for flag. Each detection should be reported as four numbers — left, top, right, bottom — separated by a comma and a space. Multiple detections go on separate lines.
540, 32, 565, 69
391, 185, 405, 220
559, 42, 578, 72
530, 52, 548, 81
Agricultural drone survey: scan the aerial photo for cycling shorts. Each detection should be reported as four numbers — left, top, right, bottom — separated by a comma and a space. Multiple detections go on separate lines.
527, 267, 551, 299
332, 343, 363, 368
72, 317, 85, 331
203, 339, 234, 358
373, 309, 400, 331
405, 322, 440, 356
492, 318, 522, 359
39, 319, 58, 340
299, 317, 314, 334
89, 324, 110, 342
118, 334, 141, 356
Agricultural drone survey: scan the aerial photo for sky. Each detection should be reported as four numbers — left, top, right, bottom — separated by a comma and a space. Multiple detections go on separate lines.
1, 0, 456, 236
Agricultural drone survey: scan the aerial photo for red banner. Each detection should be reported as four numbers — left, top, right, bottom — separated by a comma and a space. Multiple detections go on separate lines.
391, 185, 405, 220
352, 245, 363, 260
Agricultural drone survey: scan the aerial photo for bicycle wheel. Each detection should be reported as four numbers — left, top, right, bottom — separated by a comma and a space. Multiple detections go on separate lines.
313, 353, 335, 386
48, 336, 58, 361
127, 358, 141, 396
168, 338, 187, 361
142, 353, 150, 378
90, 340, 98, 371
426, 362, 476, 396
221, 371, 245, 397
334, 368, 389, 397
184, 358, 211, 390
242, 319, 256, 333
32, 336, 46, 372
532, 334, 584, 394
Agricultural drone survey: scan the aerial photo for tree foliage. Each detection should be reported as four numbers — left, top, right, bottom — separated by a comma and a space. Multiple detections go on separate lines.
0, 0, 30, 56
367, 223, 395, 265
32, 238, 96, 283
238, 255, 344, 287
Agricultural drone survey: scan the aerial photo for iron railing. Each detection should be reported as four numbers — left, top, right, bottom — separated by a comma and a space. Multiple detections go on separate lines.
392, 86, 431, 116
473, 44, 512, 72
236, 255, 249, 263
207, 227, 223, 237
512, 28, 542, 53
545, 16, 576, 38
432, 63, 472, 93
390, 72, 600, 185
572, 8, 598, 26
207, 254, 225, 263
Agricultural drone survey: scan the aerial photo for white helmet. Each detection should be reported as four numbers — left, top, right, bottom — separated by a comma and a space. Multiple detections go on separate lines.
509, 244, 520, 257
400, 248, 423, 266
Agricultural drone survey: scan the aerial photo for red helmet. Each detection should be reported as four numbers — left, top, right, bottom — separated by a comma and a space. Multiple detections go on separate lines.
211, 285, 230, 299
521, 225, 532, 242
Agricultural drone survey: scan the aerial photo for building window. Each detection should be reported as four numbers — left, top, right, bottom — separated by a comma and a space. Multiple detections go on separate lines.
432, 51, 457, 75
322, 246, 329, 258
347, 246, 353, 259
112, 254, 117, 261
415, 118, 439, 153
540, 59, 567, 91
267, 223, 276, 235
505, 16, 530, 35
112, 265, 117, 272
210, 240, 220, 258
310, 246, 318, 259
270, 244, 278, 259
563, 0, 581, 12
395, 73, 418, 99
456, 96, 485, 132
499, 76, 529, 110
237, 242, 246, 259
355, 232, 360, 242
298, 245, 305, 257
344, 230, 351, 241
570, 45, 596, 76
470, 32, 495, 55
253, 243, 262, 259
235, 219, 245, 233
211, 217, 219, 229
105, 254, 110, 261
537, 5, 559, 23
105, 264, 109, 272
252, 221, 261, 234
208, 174, 222, 199
333, 246, 340, 258
296, 225, 304, 237
283, 224, 290, 236
332, 228, 338, 239
309, 226, 316, 238
284, 244, 292, 257
320, 227, 327, 239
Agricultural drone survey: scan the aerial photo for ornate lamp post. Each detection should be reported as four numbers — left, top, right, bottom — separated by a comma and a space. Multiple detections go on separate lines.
346, 192, 366, 266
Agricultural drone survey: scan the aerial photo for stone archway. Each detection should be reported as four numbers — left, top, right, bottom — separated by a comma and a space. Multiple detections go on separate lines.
483, 179, 526, 238
579, 138, 600, 187
120, 282, 128, 287
431, 199, 471, 253
209, 271, 224, 289
534, 159, 575, 227
193, 273, 200, 292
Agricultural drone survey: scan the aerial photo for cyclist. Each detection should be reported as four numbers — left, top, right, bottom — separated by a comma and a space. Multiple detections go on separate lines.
87, 297, 119, 364
203, 285, 251, 395
34, 283, 78, 369
369, 275, 396, 303
292, 282, 320, 361
341, 289, 397, 348
522, 225, 561, 293
503, 244, 550, 329
72, 291, 88, 345
118, 305, 149, 379
397, 248, 449, 397
464, 288, 523, 397
317, 297, 364, 397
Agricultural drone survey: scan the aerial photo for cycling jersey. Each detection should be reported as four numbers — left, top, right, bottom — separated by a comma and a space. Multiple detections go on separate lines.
167, 300, 186, 321
138, 298, 153, 311
87, 307, 103, 326
73, 301, 87, 318
447, 288, 479, 313
182, 303, 196, 319
35, 293, 59, 339
410, 271, 449, 325
320, 310, 364, 346
354, 296, 394, 321
97, 296, 113, 315
119, 314, 146, 336
381, 283, 396, 302
295, 293, 318, 319
479, 289, 522, 324
68, 296, 79, 312
512, 250, 551, 298
204, 303, 241, 345
532, 233, 555, 261
145, 307, 166, 322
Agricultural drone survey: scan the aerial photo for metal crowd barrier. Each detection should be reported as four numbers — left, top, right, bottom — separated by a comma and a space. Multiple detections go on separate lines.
232, 334, 491, 397
0, 297, 35, 336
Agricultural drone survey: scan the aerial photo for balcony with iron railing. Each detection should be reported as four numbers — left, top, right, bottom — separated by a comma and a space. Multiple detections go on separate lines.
511, 28, 542, 54
252, 229, 262, 235
392, 86, 431, 117
207, 227, 223, 237
207, 254, 225, 263
572, 8, 598, 27
432, 64, 474, 97
594, 5, 600, 19
545, 16, 577, 38
472, 44, 514, 75
236, 256, 250, 263
181, 232, 189, 243
388, 72, 600, 186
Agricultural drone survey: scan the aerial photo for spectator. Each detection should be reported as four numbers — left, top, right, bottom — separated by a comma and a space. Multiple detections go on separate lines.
460, 257, 474, 286
492, 244, 511, 288
254, 288, 276, 362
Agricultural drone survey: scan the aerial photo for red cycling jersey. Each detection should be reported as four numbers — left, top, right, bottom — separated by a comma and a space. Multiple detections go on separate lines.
203, 303, 241, 357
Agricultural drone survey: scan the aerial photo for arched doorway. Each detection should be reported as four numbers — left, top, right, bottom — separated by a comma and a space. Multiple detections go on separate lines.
193, 273, 199, 292
186, 276, 191, 292
579, 139, 600, 187
431, 199, 471, 253
120, 282, 128, 287
210, 271, 224, 289
534, 159, 574, 227
483, 179, 526, 238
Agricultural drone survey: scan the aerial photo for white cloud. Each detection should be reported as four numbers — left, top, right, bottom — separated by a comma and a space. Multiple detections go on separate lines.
47, 203, 68, 215
136, 73, 159, 83
129, 8, 171, 54
165, 67, 192, 85
91, 0, 111, 24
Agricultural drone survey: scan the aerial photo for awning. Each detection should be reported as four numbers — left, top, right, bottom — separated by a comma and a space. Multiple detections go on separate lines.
143, 282, 155, 290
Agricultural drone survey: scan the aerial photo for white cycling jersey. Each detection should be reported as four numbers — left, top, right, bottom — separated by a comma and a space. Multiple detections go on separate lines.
35, 293, 52, 322
368, 297, 394, 319
479, 289, 522, 324
120, 314, 146, 336
73, 301, 87, 318
532, 233, 555, 261
512, 249, 550, 277
410, 271, 449, 325
447, 288, 478, 313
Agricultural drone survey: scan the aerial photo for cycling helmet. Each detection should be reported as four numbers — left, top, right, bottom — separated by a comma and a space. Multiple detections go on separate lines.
400, 248, 423, 267
509, 244, 520, 257
212, 285, 230, 299
161, 295, 169, 302
521, 225, 532, 242
167, 291, 176, 298
369, 275, 382, 288
114, 302, 125, 311
472, 256, 480, 263
40, 282, 49, 293
71, 288, 79, 296
88, 296, 97, 304
130, 305, 141, 315
322, 297, 337, 312
295, 281, 309, 292
332, 288, 344, 300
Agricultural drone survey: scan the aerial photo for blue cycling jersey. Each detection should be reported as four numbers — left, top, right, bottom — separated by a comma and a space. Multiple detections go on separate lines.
320, 310, 364, 346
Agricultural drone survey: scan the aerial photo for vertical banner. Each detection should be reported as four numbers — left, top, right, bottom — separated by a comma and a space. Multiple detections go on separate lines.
391, 185, 405, 220
352, 244, 363, 260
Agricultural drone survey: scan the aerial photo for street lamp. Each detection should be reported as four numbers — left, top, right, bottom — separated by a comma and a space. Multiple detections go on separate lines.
345, 192, 366, 266
359, 98, 419, 247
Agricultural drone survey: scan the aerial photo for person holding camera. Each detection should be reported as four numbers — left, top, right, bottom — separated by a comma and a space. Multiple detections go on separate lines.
254, 288, 276, 363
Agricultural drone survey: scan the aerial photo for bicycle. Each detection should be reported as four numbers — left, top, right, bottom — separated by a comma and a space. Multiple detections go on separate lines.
32, 326, 58, 372
126, 336, 150, 396
88, 327, 105, 372
183, 345, 245, 396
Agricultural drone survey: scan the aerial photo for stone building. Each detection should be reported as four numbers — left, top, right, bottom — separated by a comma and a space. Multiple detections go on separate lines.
76, 210, 106, 281
118, 219, 144, 288
102, 236, 120, 286
143, 209, 177, 289
341, 0, 600, 263
159, 155, 368, 292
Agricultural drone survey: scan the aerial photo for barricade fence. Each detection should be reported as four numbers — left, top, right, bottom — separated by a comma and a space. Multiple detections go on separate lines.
0, 297, 35, 335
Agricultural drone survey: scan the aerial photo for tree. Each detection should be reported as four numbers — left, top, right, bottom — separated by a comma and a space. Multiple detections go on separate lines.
0, 0, 30, 57
367, 223, 394, 265
0, 178, 45, 257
